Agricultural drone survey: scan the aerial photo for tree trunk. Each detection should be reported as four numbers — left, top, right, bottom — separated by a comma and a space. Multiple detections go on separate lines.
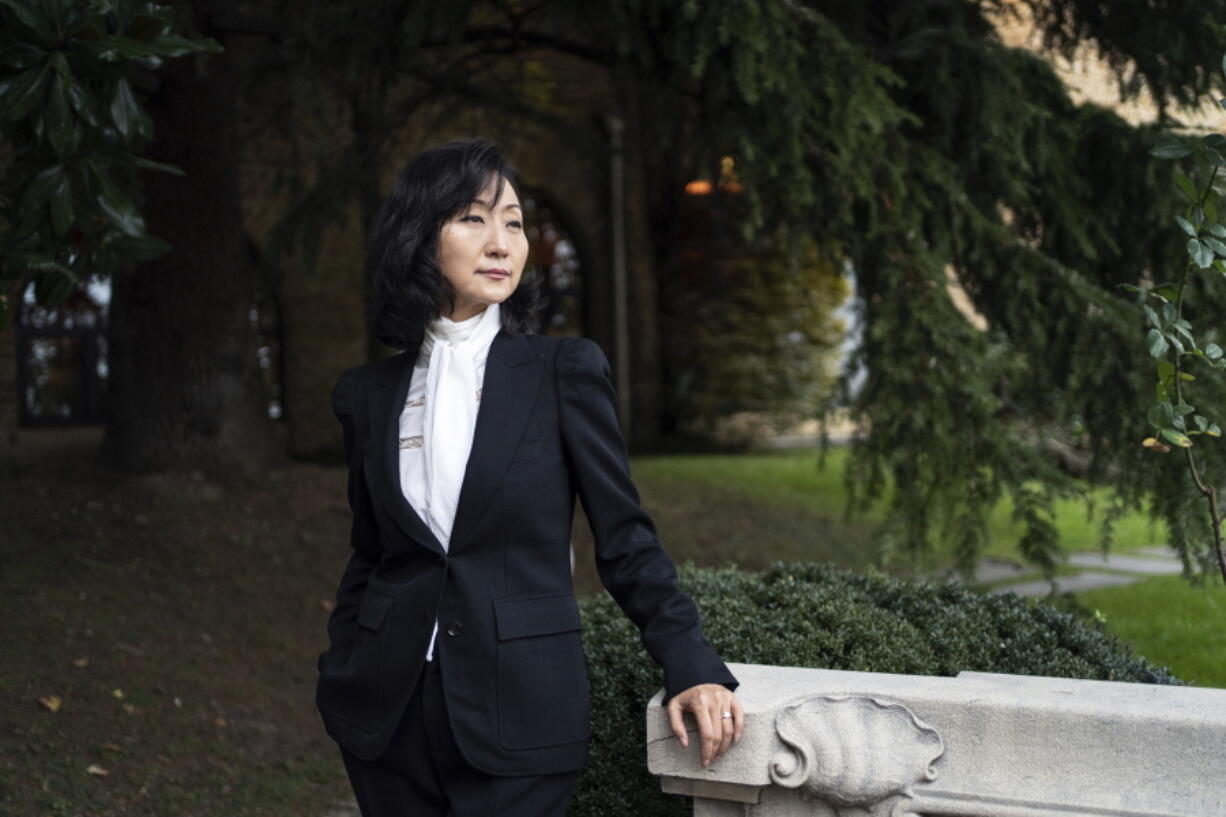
100, 0, 277, 474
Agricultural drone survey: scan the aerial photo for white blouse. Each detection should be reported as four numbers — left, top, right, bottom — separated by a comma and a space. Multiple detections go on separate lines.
398, 307, 498, 660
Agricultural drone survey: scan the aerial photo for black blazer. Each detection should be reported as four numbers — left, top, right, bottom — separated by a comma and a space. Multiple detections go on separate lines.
315, 330, 738, 776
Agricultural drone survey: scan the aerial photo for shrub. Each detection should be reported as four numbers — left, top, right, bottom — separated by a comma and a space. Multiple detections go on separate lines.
573, 562, 1179, 817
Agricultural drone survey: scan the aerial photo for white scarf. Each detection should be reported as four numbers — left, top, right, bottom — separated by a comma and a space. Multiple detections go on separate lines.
419, 302, 503, 548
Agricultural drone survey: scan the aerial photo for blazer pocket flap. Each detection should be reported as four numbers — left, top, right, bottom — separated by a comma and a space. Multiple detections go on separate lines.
493, 592, 581, 641
357, 590, 395, 631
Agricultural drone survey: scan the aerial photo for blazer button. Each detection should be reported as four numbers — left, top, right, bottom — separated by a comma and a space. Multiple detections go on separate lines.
445, 620, 463, 637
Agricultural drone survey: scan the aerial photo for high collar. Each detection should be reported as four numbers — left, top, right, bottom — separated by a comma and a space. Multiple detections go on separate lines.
420, 303, 501, 359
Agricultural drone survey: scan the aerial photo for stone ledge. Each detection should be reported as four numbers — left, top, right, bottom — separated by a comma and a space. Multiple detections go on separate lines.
648, 663, 1226, 816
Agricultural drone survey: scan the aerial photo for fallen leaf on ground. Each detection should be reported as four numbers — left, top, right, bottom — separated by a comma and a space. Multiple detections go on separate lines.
111, 688, 124, 699
86, 764, 109, 776
122, 703, 137, 715
38, 695, 62, 712
72, 657, 89, 668
321, 598, 335, 612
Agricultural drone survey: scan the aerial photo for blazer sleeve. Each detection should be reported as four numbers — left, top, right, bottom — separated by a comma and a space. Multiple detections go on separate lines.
324, 365, 383, 651
557, 337, 738, 702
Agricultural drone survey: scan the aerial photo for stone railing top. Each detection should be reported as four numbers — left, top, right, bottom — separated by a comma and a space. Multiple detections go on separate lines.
647, 663, 1226, 817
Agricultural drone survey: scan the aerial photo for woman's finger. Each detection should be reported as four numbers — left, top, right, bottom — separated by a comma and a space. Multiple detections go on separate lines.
732, 695, 745, 744
716, 695, 735, 757
667, 697, 689, 748
691, 699, 717, 766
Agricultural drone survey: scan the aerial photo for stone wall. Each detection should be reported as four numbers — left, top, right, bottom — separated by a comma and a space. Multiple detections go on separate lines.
649, 663, 1226, 816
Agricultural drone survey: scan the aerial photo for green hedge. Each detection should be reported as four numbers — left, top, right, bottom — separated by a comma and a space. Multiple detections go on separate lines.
573, 563, 1179, 817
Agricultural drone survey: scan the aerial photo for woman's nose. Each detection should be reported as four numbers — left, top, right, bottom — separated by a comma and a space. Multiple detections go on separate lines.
486, 228, 511, 256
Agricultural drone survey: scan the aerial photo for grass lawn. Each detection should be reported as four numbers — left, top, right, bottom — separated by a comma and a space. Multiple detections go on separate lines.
629, 447, 1172, 570
1077, 575, 1226, 688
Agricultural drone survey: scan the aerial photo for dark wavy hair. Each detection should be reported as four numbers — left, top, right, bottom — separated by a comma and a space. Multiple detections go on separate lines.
366, 138, 543, 350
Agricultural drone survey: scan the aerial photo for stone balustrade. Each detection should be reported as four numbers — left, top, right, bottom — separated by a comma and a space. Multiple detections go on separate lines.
647, 663, 1226, 817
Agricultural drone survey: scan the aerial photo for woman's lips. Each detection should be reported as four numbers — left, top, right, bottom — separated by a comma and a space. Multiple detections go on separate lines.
479, 269, 510, 280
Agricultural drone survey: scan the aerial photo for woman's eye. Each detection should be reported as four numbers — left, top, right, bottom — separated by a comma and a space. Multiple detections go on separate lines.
507, 220, 523, 230
461, 214, 484, 224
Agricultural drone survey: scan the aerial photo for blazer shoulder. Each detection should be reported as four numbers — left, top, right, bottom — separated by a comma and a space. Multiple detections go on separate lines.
554, 335, 609, 375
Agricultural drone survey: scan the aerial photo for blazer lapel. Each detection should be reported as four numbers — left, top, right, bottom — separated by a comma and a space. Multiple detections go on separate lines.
364, 329, 543, 558
366, 345, 447, 557
448, 330, 543, 550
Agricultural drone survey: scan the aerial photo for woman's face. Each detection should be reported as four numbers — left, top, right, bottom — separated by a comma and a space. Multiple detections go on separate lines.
437, 175, 528, 321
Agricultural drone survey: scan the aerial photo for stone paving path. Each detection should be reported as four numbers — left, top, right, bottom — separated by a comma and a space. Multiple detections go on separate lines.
983, 547, 1184, 597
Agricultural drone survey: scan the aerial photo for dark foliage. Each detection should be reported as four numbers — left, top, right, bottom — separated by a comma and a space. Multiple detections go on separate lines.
573, 562, 1179, 816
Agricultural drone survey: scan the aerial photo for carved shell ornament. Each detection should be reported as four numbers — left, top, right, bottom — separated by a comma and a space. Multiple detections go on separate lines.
769, 695, 944, 809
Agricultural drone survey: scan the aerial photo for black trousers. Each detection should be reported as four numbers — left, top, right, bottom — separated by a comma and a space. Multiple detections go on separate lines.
339, 654, 581, 817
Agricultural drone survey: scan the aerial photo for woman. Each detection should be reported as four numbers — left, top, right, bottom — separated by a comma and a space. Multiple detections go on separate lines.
315, 138, 742, 817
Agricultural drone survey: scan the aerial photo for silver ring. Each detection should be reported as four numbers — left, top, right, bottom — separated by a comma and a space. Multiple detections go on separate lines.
721, 711, 732, 719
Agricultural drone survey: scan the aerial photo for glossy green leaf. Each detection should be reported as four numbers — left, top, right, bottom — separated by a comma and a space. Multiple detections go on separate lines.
130, 155, 186, 176
1176, 215, 1197, 236
1206, 237, 1226, 257
0, 42, 45, 69
1209, 222, 1226, 238
49, 173, 73, 236
0, 0, 51, 38
1209, 424, 1222, 438
111, 234, 171, 261
1, 62, 50, 121
96, 186, 146, 237
1147, 328, 1169, 358
1157, 359, 1175, 383
1188, 238, 1214, 269
19, 164, 65, 211
1175, 173, 1198, 200
110, 76, 138, 139
1143, 304, 1160, 328
1194, 415, 1209, 431
1148, 401, 1175, 428
45, 76, 73, 155
1206, 343, 1223, 361
66, 81, 99, 127
1160, 428, 1194, 448
1152, 142, 1191, 159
